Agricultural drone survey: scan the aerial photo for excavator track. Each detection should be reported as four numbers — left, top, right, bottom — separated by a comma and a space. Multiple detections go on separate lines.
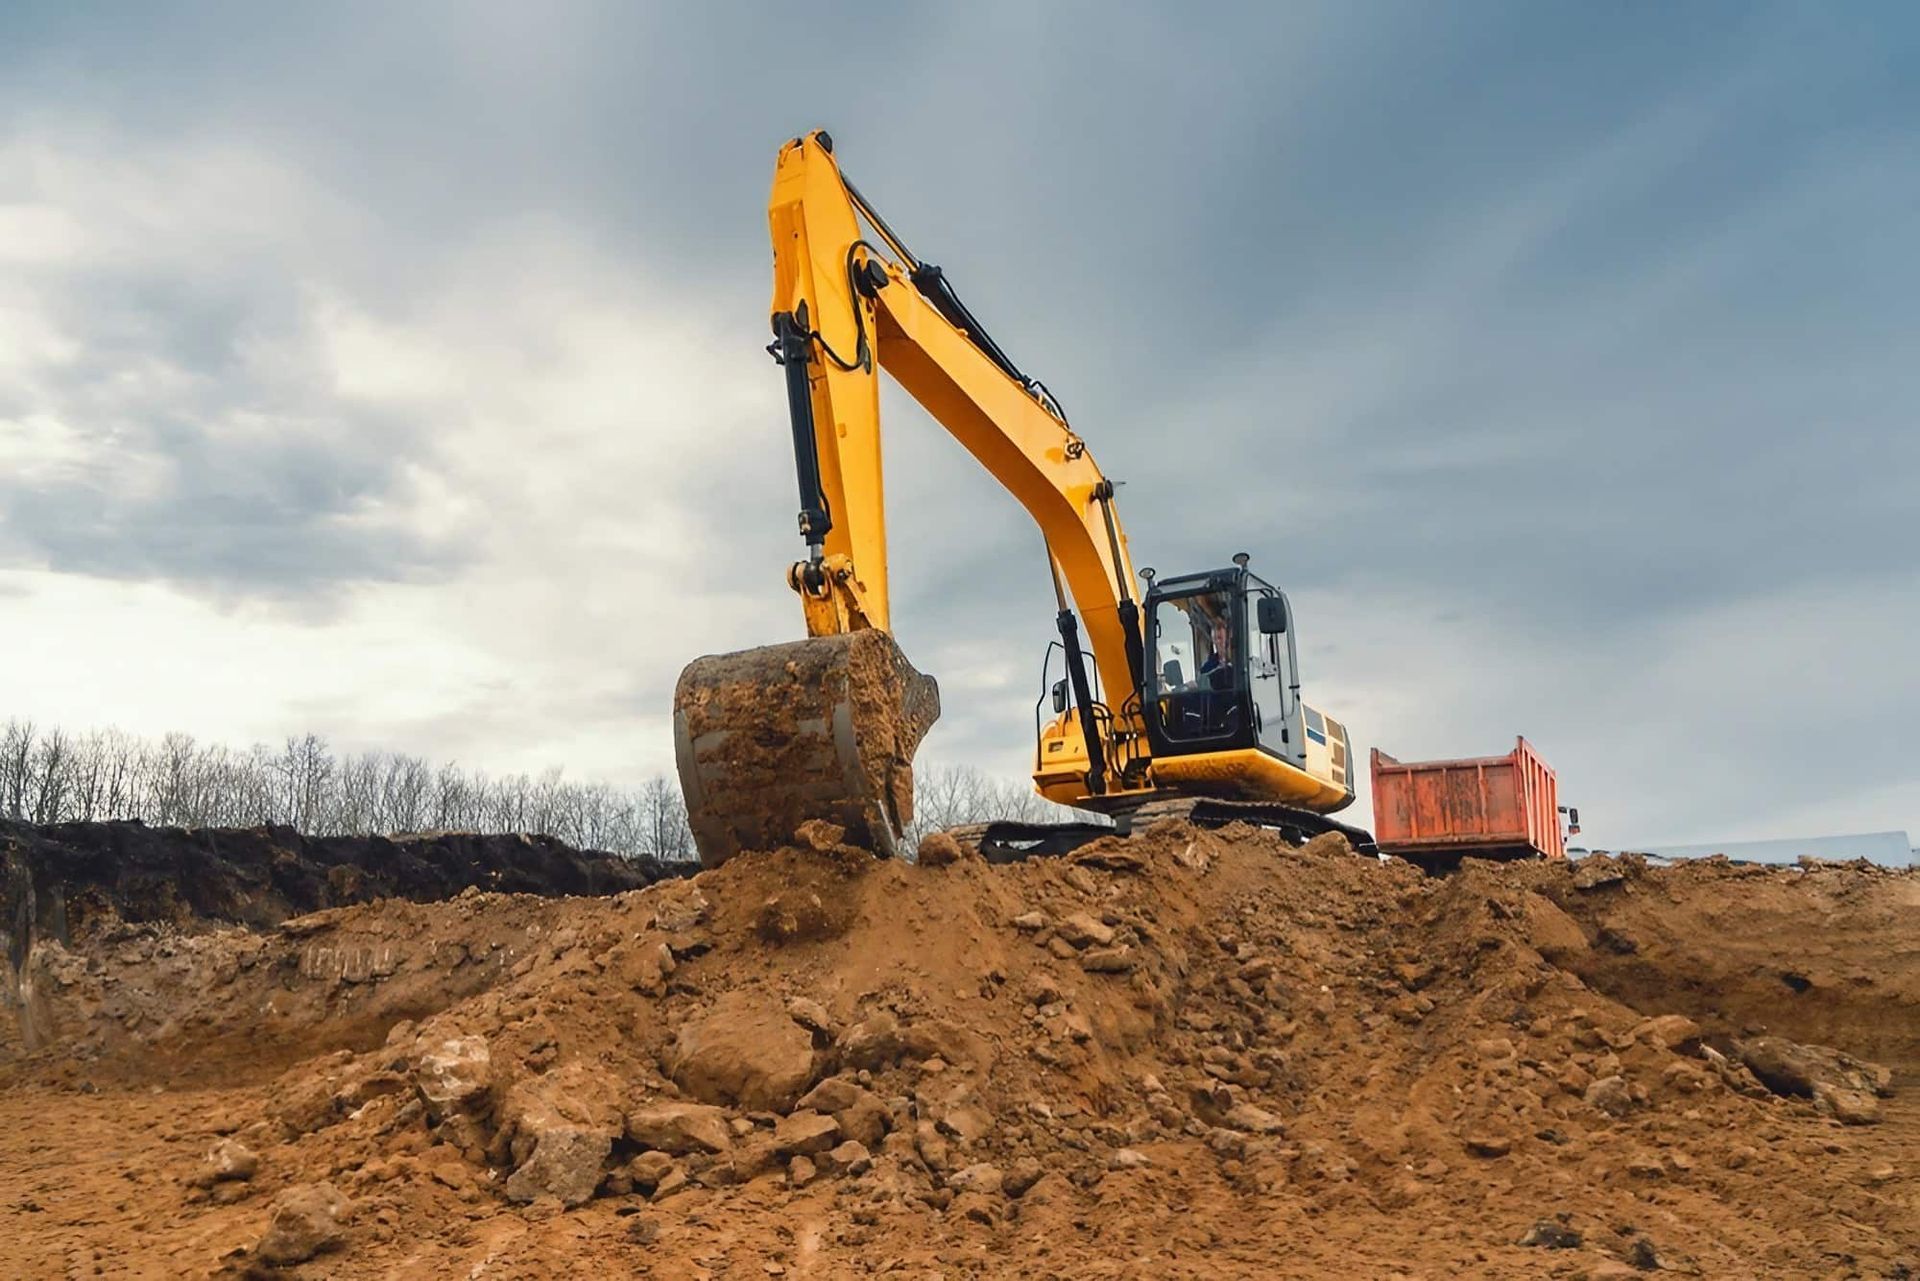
673, 631, 939, 869
951, 797, 1377, 864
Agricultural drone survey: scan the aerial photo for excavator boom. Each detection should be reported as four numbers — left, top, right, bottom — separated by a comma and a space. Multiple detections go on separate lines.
764, 134, 1143, 697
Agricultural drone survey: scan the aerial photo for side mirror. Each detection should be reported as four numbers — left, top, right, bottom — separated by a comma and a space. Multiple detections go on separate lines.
1161, 659, 1184, 689
1051, 679, 1068, 715
1257, 595, 1289, 634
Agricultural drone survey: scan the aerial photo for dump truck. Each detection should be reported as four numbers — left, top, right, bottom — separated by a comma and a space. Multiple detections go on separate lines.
1368, 737, 1570, 870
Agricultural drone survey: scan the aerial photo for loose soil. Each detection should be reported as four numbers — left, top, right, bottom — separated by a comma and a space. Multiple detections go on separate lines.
0, 820, 1913, 1279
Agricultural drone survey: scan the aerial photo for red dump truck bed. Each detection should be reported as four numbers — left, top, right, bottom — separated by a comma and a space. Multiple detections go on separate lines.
1369, 737, 1564, 865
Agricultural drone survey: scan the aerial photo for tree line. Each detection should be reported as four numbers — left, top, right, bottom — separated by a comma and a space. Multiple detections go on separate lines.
0, 718, 1076, 860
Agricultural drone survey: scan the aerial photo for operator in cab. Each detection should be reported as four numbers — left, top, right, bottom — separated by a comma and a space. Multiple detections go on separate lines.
1199, 611, 1234, 690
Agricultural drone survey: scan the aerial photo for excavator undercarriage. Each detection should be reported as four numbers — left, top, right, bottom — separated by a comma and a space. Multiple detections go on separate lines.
952, 799, 1379, 864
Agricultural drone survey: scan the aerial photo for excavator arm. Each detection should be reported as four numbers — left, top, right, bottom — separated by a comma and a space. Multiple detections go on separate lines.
767, 131, 1144, 704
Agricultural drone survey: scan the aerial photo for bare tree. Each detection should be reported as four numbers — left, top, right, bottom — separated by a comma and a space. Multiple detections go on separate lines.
638, 774, 693, 860
98, 728, 138, 820
149, 732, 200, 825
63, 731, 106, 822
28, 728, 70, 823
273, 733, 334, 831
382, 753, 432, 832
0, 717, 1091, 865
905, 760, 1100, 851
1, 719, 35, 818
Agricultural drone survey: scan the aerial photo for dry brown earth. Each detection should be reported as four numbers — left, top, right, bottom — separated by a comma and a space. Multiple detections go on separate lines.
1, 821, 1913, 1278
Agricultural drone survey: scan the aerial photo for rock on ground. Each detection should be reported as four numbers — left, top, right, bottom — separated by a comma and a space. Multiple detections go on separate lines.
255, 1182, 352, 1266
411, 1035, 493, 1122
668, 991, 818, 1111
625, 1101, 733, 1155
498, 1063, 623, 1206
1733, 1035, 1891, 1123
189, 1139, 258, 1188
772, 1110, 841, 1156
916, 831, 969, 867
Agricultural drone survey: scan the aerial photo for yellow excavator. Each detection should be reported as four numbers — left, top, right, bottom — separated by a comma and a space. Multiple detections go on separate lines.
673, 131, 1369, 867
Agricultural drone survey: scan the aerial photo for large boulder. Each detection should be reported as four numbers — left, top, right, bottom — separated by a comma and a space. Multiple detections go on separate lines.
1056, 913, 1115, 949
645, 880, 711, 933
916, 831, 969, 867
772, 1110, 841, 1156
838, 1013, 907, 1070
607, 937, 677, 997
1223, 1102, 1287, 1136
948, 1162, 1004, 1195
668, 992, 818, 1111
625, 1101, 733, 1155
498, 1063, 623, 1205
1632, 1015, 1703, 1055
837, 1011, 992, 1074
795, 1076, 892, 1147
189, 1139, 259, 1189
411, 1035, 493, 1122
255, 1182, 352, 1266
819, 1140, 872, 1176
1733, 1036, 1892, 1125
1584, 1075, 1634, 1117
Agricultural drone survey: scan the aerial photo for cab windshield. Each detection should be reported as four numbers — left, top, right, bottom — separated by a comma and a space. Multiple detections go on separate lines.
1151, 588, 1242, 741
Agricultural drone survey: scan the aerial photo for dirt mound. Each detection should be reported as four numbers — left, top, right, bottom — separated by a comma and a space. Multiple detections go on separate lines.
0, 824, 1914, 1278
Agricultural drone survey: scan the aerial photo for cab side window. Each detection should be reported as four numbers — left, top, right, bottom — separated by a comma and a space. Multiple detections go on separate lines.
1250, 590, 1299, 761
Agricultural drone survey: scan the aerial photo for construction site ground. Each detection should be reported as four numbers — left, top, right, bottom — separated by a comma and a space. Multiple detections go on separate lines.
1, 819, 1914, 1279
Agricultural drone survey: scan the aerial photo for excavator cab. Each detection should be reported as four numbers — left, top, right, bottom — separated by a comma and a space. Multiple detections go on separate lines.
1141, 564, 1302, 766
1137, 561, 1353, 811
1032, 557, 1352, 818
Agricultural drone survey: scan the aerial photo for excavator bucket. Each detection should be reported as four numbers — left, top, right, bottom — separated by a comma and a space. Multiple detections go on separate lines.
672, 630, 940, 869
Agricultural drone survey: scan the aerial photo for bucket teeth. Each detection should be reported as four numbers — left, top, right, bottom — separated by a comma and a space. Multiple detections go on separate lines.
672, 631, 939, 869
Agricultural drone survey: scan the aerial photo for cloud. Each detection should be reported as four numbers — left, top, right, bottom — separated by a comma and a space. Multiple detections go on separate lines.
0, 4, 1913, 847
0, 127, 455, 601
0, 121, 792, 776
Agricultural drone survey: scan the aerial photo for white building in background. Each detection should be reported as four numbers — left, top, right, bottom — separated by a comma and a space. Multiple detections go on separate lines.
1603, 830, 1914, 869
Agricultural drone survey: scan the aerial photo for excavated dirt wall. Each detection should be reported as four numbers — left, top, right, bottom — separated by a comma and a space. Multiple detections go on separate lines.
1523, 855, 1920, 1068
0, 818, 688, 1063
0, 822, 1913, 1279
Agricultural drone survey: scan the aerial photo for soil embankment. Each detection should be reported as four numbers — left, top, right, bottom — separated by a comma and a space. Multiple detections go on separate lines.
0, 820, 1912, 1278
1, 818, 687, 1065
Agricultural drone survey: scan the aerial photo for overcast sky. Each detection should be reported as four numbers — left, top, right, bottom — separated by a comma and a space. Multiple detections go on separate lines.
1, 3, 1914, 847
